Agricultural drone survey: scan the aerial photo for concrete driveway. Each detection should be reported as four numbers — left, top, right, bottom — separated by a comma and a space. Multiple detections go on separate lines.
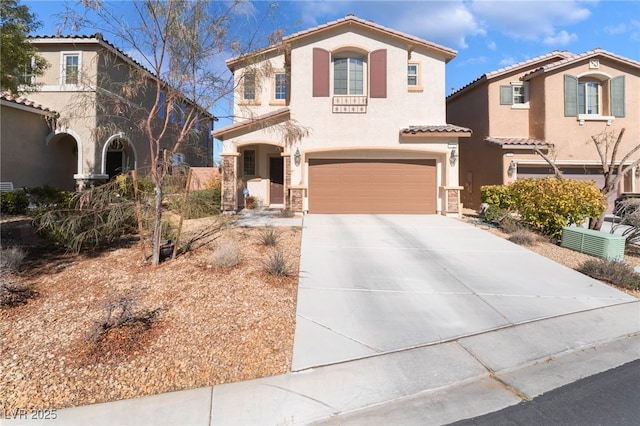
292, 214, 635, 370
24, 214, 637, 426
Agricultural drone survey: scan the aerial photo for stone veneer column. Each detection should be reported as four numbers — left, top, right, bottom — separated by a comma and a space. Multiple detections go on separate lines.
221, 153, 239, 212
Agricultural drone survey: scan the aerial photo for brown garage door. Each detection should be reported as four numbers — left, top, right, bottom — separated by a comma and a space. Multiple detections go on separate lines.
308, 159, 436, 213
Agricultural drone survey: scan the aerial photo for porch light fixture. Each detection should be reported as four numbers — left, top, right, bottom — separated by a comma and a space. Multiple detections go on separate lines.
294, 147, 301, 166
508, 160, 517, 177
449, 148, 458, 167
635, 167, 640, 179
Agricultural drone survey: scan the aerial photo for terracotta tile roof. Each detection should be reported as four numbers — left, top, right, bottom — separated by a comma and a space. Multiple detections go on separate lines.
485, 137, 552, 147
522, 48, 640, 80
227, 14, 457, 70
212, 108, 290, 140
401, 124, 472, 135
284, 14, 457, 58
0, 91, 54, 114
447, 50, 574, 100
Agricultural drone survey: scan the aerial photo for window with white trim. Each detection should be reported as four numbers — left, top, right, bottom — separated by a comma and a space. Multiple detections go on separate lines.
274, 72, 287, 100
578, 81, 599, 115
243, 149, 256, 176
62, 53, 80, 85
408, 63, 418, 86
500, 83, 527, 106
243, 71, 256, 101
333, 57, 364, 95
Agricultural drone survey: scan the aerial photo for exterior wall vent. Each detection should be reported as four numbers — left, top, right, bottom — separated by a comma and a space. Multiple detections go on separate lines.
561, 227, 626, 261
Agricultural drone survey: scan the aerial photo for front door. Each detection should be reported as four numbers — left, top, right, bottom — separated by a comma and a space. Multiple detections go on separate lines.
269, 156, 284, 204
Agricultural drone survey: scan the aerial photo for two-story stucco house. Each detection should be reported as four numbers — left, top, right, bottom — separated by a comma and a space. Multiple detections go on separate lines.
447, 49, 640, 210
1, 34, 214, 191
213, 15, 471, 215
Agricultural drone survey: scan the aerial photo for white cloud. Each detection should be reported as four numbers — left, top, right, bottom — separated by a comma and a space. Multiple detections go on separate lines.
293, 1, 486, 49
470, 0, 591, 40
543, 30, 578, 46
499, 56, 516, 67
604, 23, 627, 35
460, 56, 488, 66
487, 40, 496, 50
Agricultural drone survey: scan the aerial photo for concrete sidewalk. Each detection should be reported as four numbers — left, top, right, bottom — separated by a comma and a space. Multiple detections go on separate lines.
4, 215, 639, 425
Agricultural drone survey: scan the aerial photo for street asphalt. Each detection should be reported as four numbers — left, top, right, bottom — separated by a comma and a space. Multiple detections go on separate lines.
3, 214, 638, 426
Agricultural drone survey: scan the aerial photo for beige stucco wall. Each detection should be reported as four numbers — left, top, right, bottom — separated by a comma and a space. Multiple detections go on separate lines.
535, 58, 640, 162
0, 104, 76, 190
447, 53, 640, 209
224, 25, 460, 213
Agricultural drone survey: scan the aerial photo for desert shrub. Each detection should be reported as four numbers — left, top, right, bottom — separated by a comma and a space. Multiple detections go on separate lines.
166, 188, 221, 219
0, 190, 29, 215
211, 241, 241, 268
25, 185, 74, 212
508, 229, 538, 246
614, 199, 640, 247
579, 259, 640, 290
482, 178, 605, 239
204, 169, 222, 190
259, 226, 280, 246
0, 277, 37, 308
481, 185, 517, 211
263, 250, 290, 276
89, 292, 161, 344
0, 246, 27, 272
510, 178, 605, 239
33, 180, 138, 252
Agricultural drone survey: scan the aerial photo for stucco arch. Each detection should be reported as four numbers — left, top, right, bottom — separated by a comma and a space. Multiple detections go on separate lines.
46, 128, 83, 177
101, 132, 138, 176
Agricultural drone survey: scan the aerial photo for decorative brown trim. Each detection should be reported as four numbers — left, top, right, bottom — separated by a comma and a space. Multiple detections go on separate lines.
370, 49, 387, 98
313, 48, 330, 97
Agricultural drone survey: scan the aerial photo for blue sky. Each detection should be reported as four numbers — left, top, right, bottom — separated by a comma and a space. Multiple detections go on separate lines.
26, 0, 640, 94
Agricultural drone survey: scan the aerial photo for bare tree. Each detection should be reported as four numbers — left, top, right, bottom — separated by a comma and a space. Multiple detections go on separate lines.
534, 127, 640, 230
62, 0, 305, 265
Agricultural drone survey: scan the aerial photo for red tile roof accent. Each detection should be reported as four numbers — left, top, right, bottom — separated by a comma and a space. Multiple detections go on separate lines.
485, 137, 551, 147
401, 124, 472, 135
0, 91, 54, 113
212, 108, 290, 140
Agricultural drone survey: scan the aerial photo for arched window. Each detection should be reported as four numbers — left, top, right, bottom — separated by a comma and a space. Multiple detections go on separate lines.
333, 56, 364, 95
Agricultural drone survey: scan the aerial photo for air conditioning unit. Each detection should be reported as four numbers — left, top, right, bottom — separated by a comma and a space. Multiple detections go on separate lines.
561, 227, 626, 261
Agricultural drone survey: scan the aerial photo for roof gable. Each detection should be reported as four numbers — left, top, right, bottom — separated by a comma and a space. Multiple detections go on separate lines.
447, 50, 574, 101
227, 14, 457, 71
523, 48, 640, 80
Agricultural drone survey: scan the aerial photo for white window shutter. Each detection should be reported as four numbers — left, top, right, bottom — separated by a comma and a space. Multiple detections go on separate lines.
500, 86, 513, 105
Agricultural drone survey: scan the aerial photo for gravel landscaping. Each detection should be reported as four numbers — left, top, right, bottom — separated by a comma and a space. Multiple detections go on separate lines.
1, 217, 301, 413
1, 211, 637, 413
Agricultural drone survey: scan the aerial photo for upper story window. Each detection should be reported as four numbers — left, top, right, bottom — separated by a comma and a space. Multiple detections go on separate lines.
18, 57, 36, 86
407, 64, 418, 86
62, 53, 80, 85
407, 62, 423, 92
157, 91, 166, 118
333, 57, 364, 95
578, 81, 599, 115
564, 73, 625, 122
312, 47, 386, 108
274, 72, 287, 100
500, 83, 527, 107
243, 71, 257, 101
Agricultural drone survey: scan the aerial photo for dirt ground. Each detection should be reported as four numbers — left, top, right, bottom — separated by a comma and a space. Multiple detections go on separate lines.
1, 216, 301, 412
1, 211, 638, 412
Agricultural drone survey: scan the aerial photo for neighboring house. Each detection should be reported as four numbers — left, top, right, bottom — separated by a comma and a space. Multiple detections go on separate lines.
1, 34, 214, 191
447, 49, 640, 210
213, 15, 471, 215
0, 92, 65, 189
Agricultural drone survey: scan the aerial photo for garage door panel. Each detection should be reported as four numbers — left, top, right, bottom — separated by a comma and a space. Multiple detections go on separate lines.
309, 159, 436, 214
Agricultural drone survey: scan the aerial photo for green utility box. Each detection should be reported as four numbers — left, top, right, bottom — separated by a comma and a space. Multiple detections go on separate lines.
561, 227, 626, 261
